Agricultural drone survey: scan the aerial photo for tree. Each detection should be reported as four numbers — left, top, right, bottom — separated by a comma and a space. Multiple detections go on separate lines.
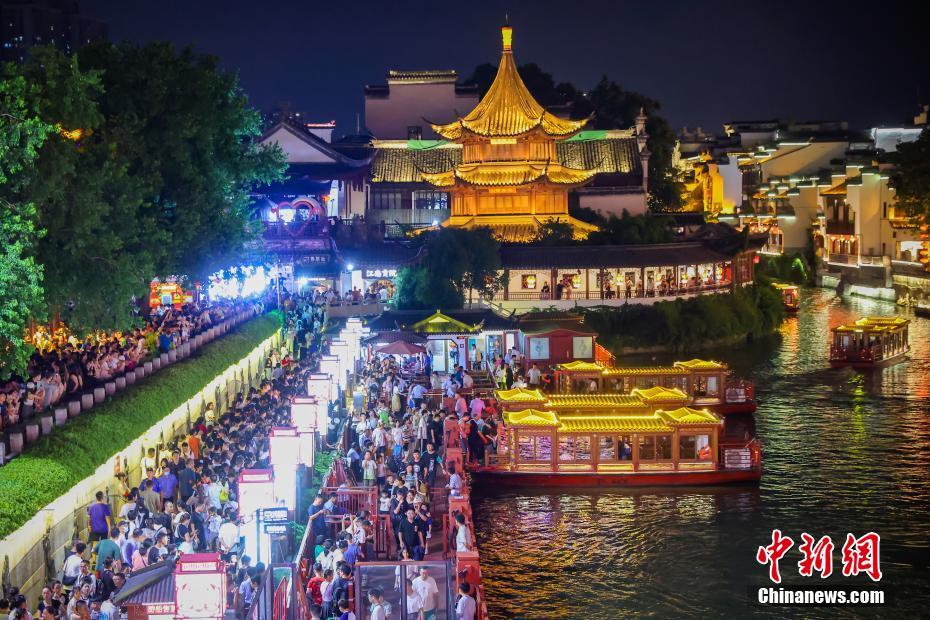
0, 73, 52, 377
892, 128, 930, 228
77, 42, 286, 282
393, 228, 504, 309
531, 220, 576, 245
586, 211, 675, 245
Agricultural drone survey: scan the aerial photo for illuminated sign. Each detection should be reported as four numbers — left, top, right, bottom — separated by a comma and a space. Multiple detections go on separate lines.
262, 507, 289, 523
362, 268, 397, 279
264, 523, 288, 535
175, 553, 225, 619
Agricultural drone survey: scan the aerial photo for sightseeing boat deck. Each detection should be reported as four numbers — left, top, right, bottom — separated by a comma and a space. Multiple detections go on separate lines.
553, 359, 757, 415
829, 316, 910, 368
475, 386, 762, 486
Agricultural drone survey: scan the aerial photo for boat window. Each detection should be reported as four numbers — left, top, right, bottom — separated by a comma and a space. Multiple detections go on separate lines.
518, 434, 552, 462
706, 376, 719, 397
680, 434, 711, 461
598, 436, 615, 461
639, 435, 656, 460
656, 435, 672, 459
558, 435, 591, 461
618, 435, 633, 461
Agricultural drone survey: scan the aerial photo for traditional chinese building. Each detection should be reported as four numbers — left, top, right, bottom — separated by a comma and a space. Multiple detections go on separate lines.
364, 26, 650, 239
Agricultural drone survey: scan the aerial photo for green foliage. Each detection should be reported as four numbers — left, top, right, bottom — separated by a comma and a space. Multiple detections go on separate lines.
1, 44, 286, 335
755, 252, 812, 285
0, 72, 52, 377
891, 127, 930, 228
393, 228, 504, 309
584, 210, 675, 245
0, 311, 282, 538
531, 220, 576, 246
465, 65, 682, 210
582, 285, 784, 353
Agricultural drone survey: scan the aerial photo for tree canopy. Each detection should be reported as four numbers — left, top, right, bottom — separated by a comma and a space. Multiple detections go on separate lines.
0, 43, 285, 335
0, 73, 51, 377
466, 65, 682, 210
891, 127, 930, 229
393, 228, 504, 310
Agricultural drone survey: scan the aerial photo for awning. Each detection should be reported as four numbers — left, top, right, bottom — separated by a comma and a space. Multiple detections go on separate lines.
376, 341, 426, 355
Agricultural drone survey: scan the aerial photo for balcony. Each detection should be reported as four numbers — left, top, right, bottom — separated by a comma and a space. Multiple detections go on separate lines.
825, 220, 855, 236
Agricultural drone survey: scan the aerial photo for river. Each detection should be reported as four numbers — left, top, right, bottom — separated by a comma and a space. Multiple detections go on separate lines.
472, 288, 930, 619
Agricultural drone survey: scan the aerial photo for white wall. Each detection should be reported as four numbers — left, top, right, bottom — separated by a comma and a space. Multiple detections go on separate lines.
263, 126, 336, 164
366, 82, 478, 140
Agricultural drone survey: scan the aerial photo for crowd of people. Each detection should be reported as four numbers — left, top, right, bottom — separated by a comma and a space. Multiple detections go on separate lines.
0, 293, 322, 620
0, 300, 253, 431
302, 349, 490, 619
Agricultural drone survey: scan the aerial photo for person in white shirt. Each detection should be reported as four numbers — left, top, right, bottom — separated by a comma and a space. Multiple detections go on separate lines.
406, 580, 425, 619
469, 397, 485, 418
461, 371, 474, 389
456, 583, 477, 620
368, 588, 389, 620
447, 466, 463, 494
454, 512, 472, 552
412, 566, 439, 617
526, 363, 542, 386
218, 515, 240, 555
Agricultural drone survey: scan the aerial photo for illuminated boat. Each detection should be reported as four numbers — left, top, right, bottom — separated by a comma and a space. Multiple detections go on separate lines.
552, 359, 757, 415
829, 316, 910, 368
475, 388, 761, 486
773, 283, 800, 313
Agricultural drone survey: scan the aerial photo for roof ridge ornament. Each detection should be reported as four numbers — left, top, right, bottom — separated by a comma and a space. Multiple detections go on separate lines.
502, 24, 513, 52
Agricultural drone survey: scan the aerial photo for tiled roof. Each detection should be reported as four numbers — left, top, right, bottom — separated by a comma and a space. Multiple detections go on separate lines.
674, 359, 727, 371
360, 331, 427, 346
657, 407, 722, 425
496, 387, 546, 402
113, 560, 175, 606
554, 361, 604, 372
557, 137, 641, 175
547, 394, 645, 408
558, 415, 672, 433
365, 308, 515, 333
631, 386, 691, 402
601, 366, 689, 376
506, 409, 559, 426
369, 137, 641, 185
370, 142, 460, 184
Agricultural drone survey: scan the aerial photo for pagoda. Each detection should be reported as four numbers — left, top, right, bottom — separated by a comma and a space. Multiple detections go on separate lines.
422, 25, 600, 242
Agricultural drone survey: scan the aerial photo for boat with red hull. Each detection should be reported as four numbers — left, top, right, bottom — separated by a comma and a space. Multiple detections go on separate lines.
829, 317, 910, 369
473, 467, 762, 487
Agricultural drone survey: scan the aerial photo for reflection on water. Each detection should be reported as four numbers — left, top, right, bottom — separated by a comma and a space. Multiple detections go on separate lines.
473, 289, 930, 619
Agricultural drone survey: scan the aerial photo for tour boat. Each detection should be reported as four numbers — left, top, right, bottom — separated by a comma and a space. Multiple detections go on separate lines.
474, 388, 762, 486
552, 359, 757, 415
773, 283, 800, 313
915, 302, 930, 318
829, 316, 910, 368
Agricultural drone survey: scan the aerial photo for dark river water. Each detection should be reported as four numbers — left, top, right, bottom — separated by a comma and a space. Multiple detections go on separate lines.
472, 289, 930, 619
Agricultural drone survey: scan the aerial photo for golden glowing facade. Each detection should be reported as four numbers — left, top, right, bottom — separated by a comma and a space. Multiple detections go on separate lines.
426, 26, 599, 241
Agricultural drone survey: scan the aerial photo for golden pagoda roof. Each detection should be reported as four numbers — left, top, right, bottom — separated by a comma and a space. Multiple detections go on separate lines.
555, 361, 604, 372
558, 415, 673, 434
601, 365, 689, 376
421, 162, 597, 188
505, 409, 559, 427
431, 27, 589, 140
496, 387, 547, 403
673, 359, 728, 371
657, 407, 722, 426
631, 386, 691, 402
547, 393, 646, 409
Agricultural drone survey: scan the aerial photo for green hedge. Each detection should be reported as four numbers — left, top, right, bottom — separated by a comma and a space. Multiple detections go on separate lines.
0, 311, 282, 539
582, 285, 785, 353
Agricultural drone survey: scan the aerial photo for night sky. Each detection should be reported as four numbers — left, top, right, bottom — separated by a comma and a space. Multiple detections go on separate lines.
82, 0, 928, 138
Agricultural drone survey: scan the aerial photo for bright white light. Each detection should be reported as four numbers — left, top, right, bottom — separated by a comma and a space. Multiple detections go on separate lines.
346, 263, 354, 272
432, 219, 439, 226
208, 266, 268, 299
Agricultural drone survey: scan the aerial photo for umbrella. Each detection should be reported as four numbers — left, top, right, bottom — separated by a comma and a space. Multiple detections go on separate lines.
376, 341, 426, 356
